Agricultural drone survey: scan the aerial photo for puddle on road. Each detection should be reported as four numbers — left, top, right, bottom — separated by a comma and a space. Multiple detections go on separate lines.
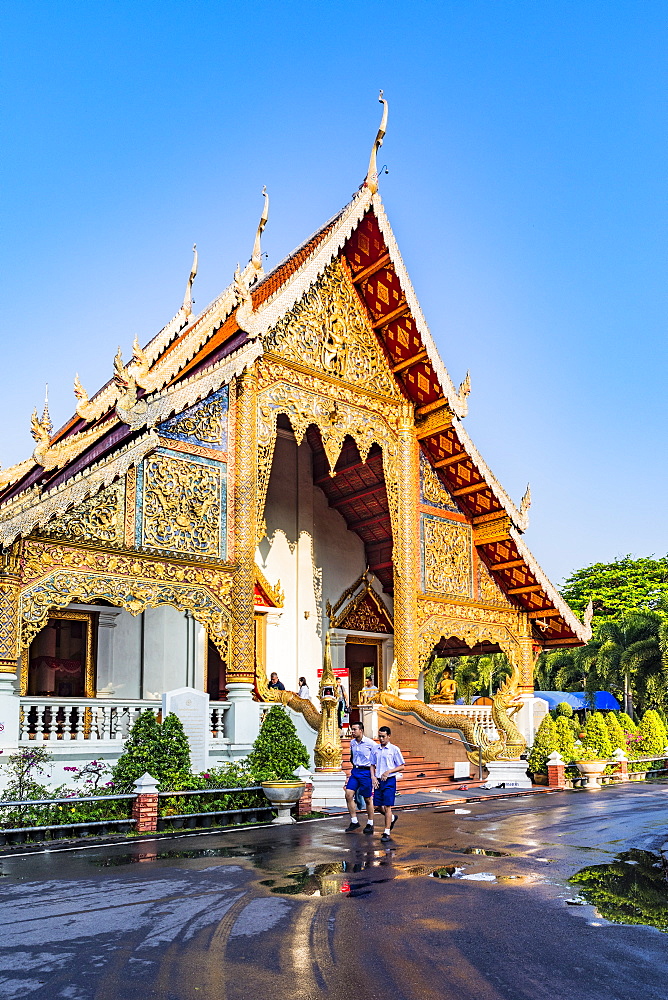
94, 845, 274, 867
569, 849, 668, 932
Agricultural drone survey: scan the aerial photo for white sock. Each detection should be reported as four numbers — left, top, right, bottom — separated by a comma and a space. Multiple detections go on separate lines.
350, 817, 359, 824
384, 828, 390, 835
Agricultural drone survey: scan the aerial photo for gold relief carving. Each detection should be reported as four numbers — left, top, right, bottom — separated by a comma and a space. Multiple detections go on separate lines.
254, 565, 284, 608
477, 559, 510, 606
256, 362, 401, 542
263, 257, 399, 398
421, 459, 457, 511
37, 480, 125, 546
124, 466, 137, 548
472, 516, 511, 545
229, 369, 258, 682
21, 539, 234, 595
142, 452, 221, 556
422, 516, 472, 598
0, 578, 20, 666
393, 406, 420, 685
326, 571, 392, 633
160, 394, 226, 446
19, 569, 231, 658
417, 597, 522, 629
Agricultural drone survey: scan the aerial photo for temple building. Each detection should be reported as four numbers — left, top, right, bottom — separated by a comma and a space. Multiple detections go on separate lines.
0, 99, 589, 776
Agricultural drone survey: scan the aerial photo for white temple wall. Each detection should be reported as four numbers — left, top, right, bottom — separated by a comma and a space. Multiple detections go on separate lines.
258, 428, 392, 694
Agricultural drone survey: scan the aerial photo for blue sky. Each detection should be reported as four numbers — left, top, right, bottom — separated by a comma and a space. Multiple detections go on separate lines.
1, 1, 666, 586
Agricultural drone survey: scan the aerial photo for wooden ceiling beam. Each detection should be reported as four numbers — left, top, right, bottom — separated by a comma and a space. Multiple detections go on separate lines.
392, 349, 428, 374
433, 451, 468, 469
490, 558, 525, 571
351, 252, 391, 284
451, 482, 486, 497
527, 609, 562, 619
371, 303, 410, 329
507, 585, 542, 595
347, 512, 391, 533
330, 483, 387, 505
415, 397, 447, 418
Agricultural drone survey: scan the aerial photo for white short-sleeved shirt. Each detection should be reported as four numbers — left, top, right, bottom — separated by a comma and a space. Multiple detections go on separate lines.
350, 735, 377, 767
374, 741, 405, 777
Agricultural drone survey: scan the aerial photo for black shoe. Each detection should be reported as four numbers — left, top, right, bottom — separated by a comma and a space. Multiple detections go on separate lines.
345, 822, 361, 833
380, 832, 392, 842
363, 824, 374, 835
390, 813, 398, 830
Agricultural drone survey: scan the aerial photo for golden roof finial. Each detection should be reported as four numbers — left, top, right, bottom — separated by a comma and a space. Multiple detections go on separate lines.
251, 186, 269, 277
520, 484, 531, 518
182, 244, 198, 317
364, 90, 389, 195
41, 384, 52, 436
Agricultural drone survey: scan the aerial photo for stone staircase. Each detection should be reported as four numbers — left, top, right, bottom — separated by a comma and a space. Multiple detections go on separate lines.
341, 737, 484, 795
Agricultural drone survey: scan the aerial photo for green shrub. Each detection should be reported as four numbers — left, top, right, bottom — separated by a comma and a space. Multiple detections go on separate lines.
634, 710, 668, 759
159, 762, 266, 818
0, 746, 52, 802
248, 705, 309, 781
555, 716, 577, 762
604, 712, 627, 753
581, 712, 613, 759
617, 711, 637, 734
528, 715, 558, 775
113, 710, 191, 791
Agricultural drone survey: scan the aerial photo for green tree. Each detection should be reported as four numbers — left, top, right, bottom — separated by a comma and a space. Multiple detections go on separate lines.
560, 556, 668, 622
581, 712, 613, 759
248, 705, 309, 781
156, 713, 191, 788
527, 715, 558, 775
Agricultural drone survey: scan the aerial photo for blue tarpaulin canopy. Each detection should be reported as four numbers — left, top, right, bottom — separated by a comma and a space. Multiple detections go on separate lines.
533, 690, 620, 711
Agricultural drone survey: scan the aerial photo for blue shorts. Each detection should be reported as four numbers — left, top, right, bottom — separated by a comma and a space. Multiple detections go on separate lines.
346, 767, 373, 800
374, 777, 397, 807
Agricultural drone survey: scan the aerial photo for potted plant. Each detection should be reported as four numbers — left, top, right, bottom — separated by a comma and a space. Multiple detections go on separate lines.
248, 705, 310, 824
574, 748, 608, 787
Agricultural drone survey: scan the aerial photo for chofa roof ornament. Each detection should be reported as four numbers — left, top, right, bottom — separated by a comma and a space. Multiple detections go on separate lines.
250, 186, 269, 279
182, 244, 198, 318
364, 90, 388, 195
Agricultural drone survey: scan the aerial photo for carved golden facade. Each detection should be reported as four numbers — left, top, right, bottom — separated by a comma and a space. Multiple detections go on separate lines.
422, 516, 472, 598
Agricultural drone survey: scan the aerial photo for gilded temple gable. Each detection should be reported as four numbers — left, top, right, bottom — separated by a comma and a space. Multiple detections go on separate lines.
158, 386, 228, 453
263, 257, 401, 399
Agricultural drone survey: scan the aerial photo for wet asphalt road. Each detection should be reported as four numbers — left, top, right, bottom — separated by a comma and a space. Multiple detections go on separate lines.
0, 783, 667, 1000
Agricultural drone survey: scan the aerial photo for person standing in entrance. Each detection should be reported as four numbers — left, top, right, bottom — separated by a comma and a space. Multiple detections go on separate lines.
373, 726, 405, 842
344, 722, 376, 835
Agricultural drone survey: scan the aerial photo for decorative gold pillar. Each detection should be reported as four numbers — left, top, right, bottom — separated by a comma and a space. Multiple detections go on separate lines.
228, 368, 258, 686
393, 403, 421, 698
0, 545, 22, 743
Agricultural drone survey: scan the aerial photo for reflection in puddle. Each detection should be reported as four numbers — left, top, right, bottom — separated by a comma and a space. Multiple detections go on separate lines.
94, 845, 273, 867
569, 849, 668, 932
463, 847, 509, 857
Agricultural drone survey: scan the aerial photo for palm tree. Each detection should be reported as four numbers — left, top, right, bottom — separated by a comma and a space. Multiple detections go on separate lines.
593, 612, 662, 716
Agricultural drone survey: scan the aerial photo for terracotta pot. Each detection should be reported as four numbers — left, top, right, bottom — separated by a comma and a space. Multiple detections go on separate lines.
575, 760, 607, 787
261, 781, 306, 825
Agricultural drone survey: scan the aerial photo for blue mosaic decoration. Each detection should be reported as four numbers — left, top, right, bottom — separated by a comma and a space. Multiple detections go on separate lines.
158, 386, 228, 452
136, 448, 227, 559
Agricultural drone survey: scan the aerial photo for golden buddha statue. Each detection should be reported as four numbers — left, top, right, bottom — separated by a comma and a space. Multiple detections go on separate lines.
431, 668, 457, 705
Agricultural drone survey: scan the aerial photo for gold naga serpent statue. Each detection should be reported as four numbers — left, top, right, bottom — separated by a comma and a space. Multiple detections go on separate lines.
259, 659, 527, 765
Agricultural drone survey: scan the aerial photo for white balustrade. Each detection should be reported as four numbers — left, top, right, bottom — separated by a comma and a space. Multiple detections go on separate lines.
209, 702, 230, 741
429, 703, 498, 736
19, 697, 231, 744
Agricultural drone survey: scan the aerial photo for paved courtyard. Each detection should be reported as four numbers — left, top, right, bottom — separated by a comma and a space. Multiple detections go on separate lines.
0, 783, 667, 1000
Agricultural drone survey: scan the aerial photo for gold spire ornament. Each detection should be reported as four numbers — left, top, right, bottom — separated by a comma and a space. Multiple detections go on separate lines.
314, 632, 343, 772
364, 90, 389, 195
251, 186, 269, 278
182, 244, 198, 318
41, 385, 52, 436
520, 484, 531, 518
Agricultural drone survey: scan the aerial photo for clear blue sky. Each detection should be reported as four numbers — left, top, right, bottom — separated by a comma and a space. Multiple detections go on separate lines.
1, 1, 666, 587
